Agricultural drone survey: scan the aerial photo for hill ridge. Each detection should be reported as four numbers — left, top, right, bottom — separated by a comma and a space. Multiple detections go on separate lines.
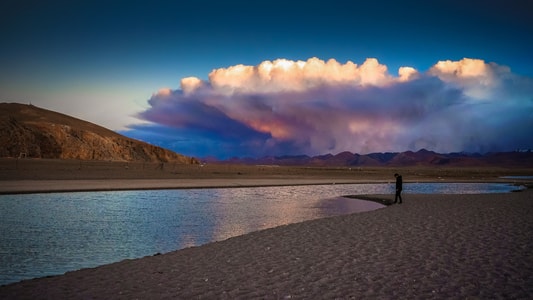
0, 103, 198, 164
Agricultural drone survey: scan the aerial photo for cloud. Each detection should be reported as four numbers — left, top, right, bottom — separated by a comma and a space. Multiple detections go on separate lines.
428, 58, 511, 99
189, 57, 395, 95
124, 57, 533, 158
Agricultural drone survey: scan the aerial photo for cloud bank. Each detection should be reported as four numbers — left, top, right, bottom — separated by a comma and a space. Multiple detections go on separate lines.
125, 57, 533, 158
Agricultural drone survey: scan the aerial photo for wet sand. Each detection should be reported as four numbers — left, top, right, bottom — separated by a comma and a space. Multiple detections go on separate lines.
1, 190, 532, 299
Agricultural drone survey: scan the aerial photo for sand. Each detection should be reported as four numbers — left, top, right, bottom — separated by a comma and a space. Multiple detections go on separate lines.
1, 189, 532, 299
2, 158, 533, 194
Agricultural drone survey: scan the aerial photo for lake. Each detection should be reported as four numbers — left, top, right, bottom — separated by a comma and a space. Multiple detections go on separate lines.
0, 182, 523, 285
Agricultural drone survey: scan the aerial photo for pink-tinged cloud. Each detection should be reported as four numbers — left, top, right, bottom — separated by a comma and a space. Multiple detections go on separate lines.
126, 57, 533, 158
187, 58, 396, 95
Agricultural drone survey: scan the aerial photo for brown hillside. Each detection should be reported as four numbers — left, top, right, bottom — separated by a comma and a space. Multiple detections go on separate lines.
0, 103, 198, 164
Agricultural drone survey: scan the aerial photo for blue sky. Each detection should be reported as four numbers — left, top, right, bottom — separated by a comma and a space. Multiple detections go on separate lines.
2, 0, 532, 158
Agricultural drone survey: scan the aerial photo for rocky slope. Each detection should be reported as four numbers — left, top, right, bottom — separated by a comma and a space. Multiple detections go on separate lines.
0, 103, 198, 164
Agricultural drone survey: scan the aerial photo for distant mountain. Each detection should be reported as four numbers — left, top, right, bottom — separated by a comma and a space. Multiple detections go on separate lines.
208, 148, 533, 167
0, 103, 198, 164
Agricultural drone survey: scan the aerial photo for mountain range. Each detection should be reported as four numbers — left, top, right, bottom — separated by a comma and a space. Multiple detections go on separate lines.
216, 149, 533, 168
0, 103, 198, 164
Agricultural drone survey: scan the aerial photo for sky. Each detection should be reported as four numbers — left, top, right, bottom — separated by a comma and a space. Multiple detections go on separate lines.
1, 0, 532, 159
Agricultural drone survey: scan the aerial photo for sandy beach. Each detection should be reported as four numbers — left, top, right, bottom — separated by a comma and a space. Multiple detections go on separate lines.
1, 188, 532, 299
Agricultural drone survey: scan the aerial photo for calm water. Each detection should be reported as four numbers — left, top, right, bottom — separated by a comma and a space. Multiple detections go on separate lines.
500, 175, 533, 180
0, 182, 523, 285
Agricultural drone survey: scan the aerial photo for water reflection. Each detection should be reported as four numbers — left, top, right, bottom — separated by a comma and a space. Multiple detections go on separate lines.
0, 182, 522, 285
209, 187, 327, 242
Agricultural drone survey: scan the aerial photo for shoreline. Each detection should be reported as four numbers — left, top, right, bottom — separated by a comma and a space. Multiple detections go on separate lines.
1, 178, 531, 195
0, 192, 388, 286
1, 190, 532, 298
0, 178, 360, 195
2, 158, 532, 195
1, 161, 533, 297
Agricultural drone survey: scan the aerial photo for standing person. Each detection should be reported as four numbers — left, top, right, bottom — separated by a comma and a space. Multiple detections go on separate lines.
394, 173, 403, 204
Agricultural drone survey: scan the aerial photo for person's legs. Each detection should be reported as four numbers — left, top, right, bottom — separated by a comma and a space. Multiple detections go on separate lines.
394, 190, 403, 204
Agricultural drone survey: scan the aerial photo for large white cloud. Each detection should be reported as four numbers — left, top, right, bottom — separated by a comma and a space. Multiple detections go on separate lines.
130, 57, 533, 158
182, 57, 397, 95
428, 58, 512, 99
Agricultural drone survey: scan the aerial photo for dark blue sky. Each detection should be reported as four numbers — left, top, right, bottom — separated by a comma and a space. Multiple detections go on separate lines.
2, 0, 532, 158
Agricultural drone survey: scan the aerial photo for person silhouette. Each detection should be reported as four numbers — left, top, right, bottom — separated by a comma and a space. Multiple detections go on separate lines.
394, 173, 403, 204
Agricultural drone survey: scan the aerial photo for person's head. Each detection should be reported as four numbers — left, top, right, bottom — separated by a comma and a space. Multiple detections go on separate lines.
394, 173, 399, 178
